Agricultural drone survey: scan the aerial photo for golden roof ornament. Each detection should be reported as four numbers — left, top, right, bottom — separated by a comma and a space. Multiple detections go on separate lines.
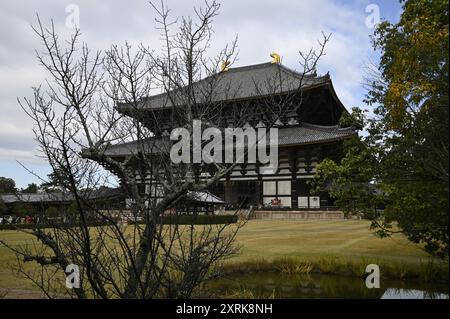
270, 52, 281, 64
220, 60, 230, 72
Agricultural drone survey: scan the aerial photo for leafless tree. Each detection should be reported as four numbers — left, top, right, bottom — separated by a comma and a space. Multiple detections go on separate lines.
1, 0, 329, 299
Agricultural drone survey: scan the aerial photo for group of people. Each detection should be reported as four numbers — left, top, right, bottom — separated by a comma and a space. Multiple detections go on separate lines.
0, 215, 35, 225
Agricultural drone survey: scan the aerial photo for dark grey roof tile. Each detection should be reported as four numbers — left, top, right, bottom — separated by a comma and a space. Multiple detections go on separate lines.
118, 63, 329, 110
98, 123, 355, 157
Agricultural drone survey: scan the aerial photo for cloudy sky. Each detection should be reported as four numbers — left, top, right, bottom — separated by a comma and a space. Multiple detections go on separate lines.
0, 0, 401, 188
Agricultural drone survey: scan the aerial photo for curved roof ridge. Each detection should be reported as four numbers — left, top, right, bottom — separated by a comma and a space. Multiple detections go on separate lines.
227, 62, 320, 77
118, 62, 332, 111
226, 62, 273, 72
300, 122, 355, 132
301, 122, 339, 129
276, 64, 329, 82
240, 62, 330, 83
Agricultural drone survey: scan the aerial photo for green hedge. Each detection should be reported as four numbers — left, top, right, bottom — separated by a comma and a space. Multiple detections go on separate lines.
158, 214, 238, 225
0, 221, 110, 231
0, 215, 238, 230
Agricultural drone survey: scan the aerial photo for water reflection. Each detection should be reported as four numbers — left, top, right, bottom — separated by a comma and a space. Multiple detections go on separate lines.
381, 288, 448, 299
207, 273, 449, 299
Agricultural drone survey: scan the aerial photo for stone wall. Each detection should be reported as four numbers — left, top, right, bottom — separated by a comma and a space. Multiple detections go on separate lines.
250, 210, 345, 220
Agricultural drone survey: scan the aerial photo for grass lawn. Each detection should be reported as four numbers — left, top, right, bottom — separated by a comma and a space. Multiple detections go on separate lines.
233, 219, 432, 264
0, 219, 446, 298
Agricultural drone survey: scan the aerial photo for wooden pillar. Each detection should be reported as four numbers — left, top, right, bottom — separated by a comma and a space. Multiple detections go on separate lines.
257, 179, 263, 208
256, 162, 263, 208
289, 150, 298, 209
304, 149, 312, 209
224, 173, 232, 206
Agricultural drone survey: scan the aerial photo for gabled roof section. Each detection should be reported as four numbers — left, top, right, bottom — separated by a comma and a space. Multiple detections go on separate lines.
93, 122, 356, 158
186, 191, 224, 204
0, 188, 124, 204
0, 192, 72, 204
277, 123, 356, 146
118, 62, 333, 111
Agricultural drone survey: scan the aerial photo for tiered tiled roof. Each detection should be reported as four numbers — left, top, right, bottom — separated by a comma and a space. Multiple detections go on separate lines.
88, 123, 355, 158
118, 62, 332, 111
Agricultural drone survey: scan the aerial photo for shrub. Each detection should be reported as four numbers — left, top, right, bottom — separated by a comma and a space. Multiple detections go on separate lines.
159, 214, 238, 225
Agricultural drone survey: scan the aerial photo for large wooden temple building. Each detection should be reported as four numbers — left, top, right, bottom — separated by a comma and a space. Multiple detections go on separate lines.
86, 59, 356, 212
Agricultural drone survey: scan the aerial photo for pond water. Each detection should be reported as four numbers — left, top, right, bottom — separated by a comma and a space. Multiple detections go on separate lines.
207, 273, 449, 299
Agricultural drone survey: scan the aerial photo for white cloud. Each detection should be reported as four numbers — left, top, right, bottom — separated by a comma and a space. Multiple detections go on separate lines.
0, 0, 388, 166
0, 148, 45, 164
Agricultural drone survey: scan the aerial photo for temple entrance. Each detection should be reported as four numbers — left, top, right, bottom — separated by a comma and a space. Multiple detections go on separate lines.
223, 180, 258, 209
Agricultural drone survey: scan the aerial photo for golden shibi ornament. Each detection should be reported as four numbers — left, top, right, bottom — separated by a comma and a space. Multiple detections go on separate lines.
270, 52, 281, 64
220, 60, 231, 72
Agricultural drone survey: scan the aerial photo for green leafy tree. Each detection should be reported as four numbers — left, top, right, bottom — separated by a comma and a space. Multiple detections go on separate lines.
0, 198, 9, 216
21, 183, 38, 194
0, 177, 16, 194
40, 169, 71, 192
313, 0, 449, 257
